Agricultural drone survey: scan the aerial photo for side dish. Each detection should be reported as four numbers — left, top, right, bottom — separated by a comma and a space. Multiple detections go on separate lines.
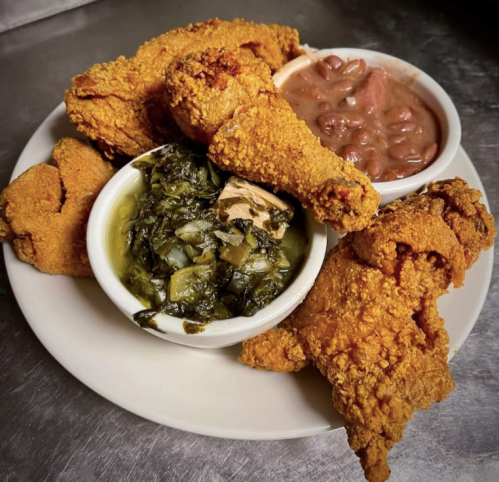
107, 143, 307, 328
280, 55, 441, 181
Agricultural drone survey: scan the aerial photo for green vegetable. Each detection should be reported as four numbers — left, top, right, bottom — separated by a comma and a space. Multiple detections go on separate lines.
219, 243, 252, 267
183, 321, 206, 334
214, 230, 244, 246
169, 264, 217, 302
108, 142, 307, 330
193, 251, 216, 265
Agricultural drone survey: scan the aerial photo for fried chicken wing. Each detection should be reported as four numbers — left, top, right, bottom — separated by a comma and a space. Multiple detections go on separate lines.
239, 178, 496, 482
165, 48, 380, 233
0, 138, 115, 276
65, 19, 301, 158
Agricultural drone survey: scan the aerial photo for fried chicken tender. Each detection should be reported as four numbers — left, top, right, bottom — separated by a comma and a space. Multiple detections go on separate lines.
165, 48, 379, 233
239, 178, 496, 482
65, 19, 301, 158
0, 138, 115, 276
238, 328, 309, 373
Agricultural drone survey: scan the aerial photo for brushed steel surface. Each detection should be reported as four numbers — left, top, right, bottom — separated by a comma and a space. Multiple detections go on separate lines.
0, 0, 98, 34
0, 0, 497, 480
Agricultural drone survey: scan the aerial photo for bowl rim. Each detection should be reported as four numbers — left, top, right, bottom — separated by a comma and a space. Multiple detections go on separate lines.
87, 145, 328, 339
272, 47, 462, 193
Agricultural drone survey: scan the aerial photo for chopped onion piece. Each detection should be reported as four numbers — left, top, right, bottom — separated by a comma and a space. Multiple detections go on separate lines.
214, 230, 244, 246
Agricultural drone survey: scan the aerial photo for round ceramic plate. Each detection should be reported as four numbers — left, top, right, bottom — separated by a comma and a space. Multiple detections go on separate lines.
4, 103, 494, 440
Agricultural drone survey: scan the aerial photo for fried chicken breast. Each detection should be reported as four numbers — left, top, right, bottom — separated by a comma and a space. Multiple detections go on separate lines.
0, 138, 116, 276
65, 19, 302, 159
165, 48, 380, 233
239, 178, 496, 482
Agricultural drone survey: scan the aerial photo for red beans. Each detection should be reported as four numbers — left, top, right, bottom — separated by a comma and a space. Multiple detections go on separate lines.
342, 112, 366, 128
373, 134, 389, 150
316, 113, 341, 135
388, 144, 421, 162
364, 149, 382, 178
389, 135, 406, 145
315, 61, 333, 80
385, 106, 412, 123
389, 122, 423, 134
281, 55, 441, 182
324, 55, 344, 70
349, 128, 371, 145
331, 79, 354, 95
341, 59, 367, 76
316, 111, 366, 135
339, 144, 363, 163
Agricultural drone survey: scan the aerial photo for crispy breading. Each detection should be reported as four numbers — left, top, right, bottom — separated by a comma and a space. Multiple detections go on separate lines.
65, 19, 302, 158
239, 328, 309, 373
0, 138, 116, 276
165, 48, 276, 145
164, 48, 380, 233
380, 178, 496, 268
239, 178, 496, 482
210, 94, 380, 233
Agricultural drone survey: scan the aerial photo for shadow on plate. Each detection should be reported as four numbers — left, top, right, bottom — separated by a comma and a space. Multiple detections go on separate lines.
292, 364, 343, 428
70, 277, 154, 338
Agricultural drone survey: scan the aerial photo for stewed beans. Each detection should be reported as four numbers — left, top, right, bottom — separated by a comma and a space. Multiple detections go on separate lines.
280, 56, 441, 182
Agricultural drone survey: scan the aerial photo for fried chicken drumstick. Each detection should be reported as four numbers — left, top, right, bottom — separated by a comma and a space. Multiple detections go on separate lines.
165, 48, 380, 233
0, 138, 115, 276
65, 19, 302, 159
239, 178, 496, 482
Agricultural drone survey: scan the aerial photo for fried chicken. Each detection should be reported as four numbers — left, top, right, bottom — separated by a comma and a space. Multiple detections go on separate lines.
165, 48, 276, 145
165, 48, 380, 233
64, 19, 302, 159
0, 138, 116, 277
239, 178, 496, 482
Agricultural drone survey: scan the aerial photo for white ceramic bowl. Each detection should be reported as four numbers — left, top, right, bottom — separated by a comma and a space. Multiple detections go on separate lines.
87, 146, 328, 349
273, 47, 461, 205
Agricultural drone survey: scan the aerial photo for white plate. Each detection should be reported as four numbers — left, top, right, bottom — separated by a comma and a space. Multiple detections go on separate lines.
4, 103, 494, 440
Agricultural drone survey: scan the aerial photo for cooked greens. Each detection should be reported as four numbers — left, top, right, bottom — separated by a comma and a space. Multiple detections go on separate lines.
108, 143, 307, 330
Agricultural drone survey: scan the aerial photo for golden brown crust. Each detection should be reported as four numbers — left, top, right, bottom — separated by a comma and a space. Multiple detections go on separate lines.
65, 19, 302, 158
238, 328, 309, 373
351, 211, 466, 287
0, 138, 116, 276
379, 178, 496, 268
165, 48, 277, 145
239, 178, 496, 482
209, 94, 380, 233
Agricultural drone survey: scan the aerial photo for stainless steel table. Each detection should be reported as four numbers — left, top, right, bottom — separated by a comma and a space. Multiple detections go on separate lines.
1, 1, 498, 480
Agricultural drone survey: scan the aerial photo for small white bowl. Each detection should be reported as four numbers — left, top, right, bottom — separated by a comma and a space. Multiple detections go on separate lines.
87, 146, 328, 349
273, 48, 461, 205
